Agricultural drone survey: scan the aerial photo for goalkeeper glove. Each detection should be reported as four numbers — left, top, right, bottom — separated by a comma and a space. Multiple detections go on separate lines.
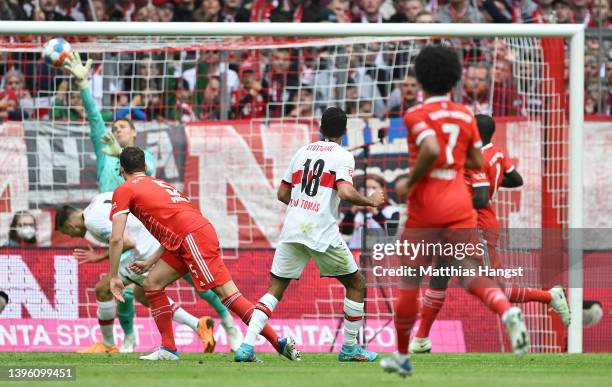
101, 132, 122, 157
63, 51, 93, 90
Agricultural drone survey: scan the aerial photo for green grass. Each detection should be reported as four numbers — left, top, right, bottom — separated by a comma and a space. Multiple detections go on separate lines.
0, 353, 611, 387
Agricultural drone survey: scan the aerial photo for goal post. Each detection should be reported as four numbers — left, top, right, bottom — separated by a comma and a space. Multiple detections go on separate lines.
0, 22, 585, 353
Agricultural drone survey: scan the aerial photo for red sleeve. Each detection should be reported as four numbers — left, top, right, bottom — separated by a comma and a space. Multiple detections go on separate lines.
110, 184, 133, 220
501, 150, 515, 173
404, 109, 435, 146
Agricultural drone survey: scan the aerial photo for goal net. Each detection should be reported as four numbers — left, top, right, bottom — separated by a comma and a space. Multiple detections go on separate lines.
0, 30, 578, 353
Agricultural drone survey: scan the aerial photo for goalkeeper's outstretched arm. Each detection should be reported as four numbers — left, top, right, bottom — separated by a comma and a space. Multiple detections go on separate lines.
63, 52, 107, 171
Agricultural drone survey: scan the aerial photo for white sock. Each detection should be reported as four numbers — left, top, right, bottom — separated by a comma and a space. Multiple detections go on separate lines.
168, 297, 200, 331
221, 314, 236, 330
97, 299, 116, 346
342, 298, 364, 347
244, 293, 279, 347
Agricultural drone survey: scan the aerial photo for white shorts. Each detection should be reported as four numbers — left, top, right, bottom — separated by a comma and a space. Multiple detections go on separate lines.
118, 251, 148, 286
271, 241, 359, 279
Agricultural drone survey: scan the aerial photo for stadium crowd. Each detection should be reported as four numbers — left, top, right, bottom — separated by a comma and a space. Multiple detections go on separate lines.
0, 0, 610, 123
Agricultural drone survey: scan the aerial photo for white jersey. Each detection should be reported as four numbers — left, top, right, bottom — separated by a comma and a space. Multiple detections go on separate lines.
279, 140, 355, 252
83, 192, 160, 261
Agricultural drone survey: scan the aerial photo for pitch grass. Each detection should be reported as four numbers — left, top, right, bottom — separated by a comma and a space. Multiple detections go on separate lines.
0, 353, 611, 387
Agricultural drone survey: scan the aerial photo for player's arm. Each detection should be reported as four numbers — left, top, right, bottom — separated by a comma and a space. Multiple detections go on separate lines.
144, 150, 157, 177
338, 183, 384, 207
109, 213, 128, 302
63, 52, 107, 158
465, 147, 483, 170
405, 135, 440, 192
472, 186, 489, 209
502, 169, 523, 188
277, 181, 292, 205
130, 245, 166, 275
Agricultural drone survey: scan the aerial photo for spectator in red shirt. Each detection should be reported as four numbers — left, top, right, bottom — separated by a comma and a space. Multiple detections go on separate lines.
234, 59, 267, 118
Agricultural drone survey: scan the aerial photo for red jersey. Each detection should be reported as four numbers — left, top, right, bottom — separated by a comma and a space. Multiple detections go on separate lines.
404, 96, 482, 227
465, 143, 516, 229
110, 175, 209, 251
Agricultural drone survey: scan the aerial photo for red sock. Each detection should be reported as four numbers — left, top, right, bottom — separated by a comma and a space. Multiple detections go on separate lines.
416, 288, 446, 339
466, 277, 511, 316
394, 289, 419, 355
505, 287, 552, 304
145, 290, 176, 351
222, 291, 282, 353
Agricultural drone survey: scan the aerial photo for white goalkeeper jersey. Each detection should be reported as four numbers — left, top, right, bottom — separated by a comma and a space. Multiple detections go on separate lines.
83, 192, 160, 261
278, 140, 355, 252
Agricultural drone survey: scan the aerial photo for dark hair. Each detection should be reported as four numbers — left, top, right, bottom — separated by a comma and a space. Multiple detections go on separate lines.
320, 106, 347, 139
54, 205, 79, 231
9, 210, 36, 244
120, 146, 146, 174
0, 290, 8, 303
475, 114, 496, 145
414, 45, 462, 95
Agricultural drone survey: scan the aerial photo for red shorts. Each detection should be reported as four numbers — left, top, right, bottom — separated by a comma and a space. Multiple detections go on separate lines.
161, 224, 232, 291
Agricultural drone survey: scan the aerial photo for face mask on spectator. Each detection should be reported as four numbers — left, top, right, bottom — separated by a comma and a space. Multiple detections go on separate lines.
16, 225, 36, 240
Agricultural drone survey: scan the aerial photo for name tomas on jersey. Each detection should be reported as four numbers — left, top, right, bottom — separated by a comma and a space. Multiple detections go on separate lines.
289, 198, 321, 213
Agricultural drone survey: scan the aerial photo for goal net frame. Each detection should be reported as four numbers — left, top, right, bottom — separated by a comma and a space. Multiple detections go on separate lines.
0, 21, 585, 353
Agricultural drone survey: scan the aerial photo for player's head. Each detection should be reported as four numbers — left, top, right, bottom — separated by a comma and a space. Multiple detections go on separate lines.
54, 205, 86, 237
111, 118, 137, 147
0, 290, 8, 315
414, 45, 462, 96
120, 146, 146, 176
320, 106, 347, 141
475, 114, 496, 145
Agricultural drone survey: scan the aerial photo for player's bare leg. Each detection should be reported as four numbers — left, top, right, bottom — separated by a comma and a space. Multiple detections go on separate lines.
211, 276, 299, 362
335, 272, 378, 362
78, 274, 120, 354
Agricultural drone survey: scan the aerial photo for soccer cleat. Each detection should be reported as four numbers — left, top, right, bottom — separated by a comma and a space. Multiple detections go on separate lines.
549, 286, 571, 327
338, 344, 378, 362
502, 306, 529, 358
222, 323, 243, 352
197, 316, 216, 353
279, 337, 302, 361
119, 333, 136, 353
380, 353, 413, 377
409, 337, 432, 354
139, 347, 179, 361
77, 341, 119, 354
234, 343, 261, 363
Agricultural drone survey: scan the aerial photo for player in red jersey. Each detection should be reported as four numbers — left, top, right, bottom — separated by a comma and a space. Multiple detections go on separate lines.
410, 114, 570, 354
380, 46, 528, 377
107, 147, 301, 361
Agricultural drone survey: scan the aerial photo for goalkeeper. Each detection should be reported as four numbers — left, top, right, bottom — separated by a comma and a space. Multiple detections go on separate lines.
63, 53, 243, 353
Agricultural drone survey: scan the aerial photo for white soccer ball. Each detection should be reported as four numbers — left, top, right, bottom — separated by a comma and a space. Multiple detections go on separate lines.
42, 38, 72, 68
583, 302, 603, 327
